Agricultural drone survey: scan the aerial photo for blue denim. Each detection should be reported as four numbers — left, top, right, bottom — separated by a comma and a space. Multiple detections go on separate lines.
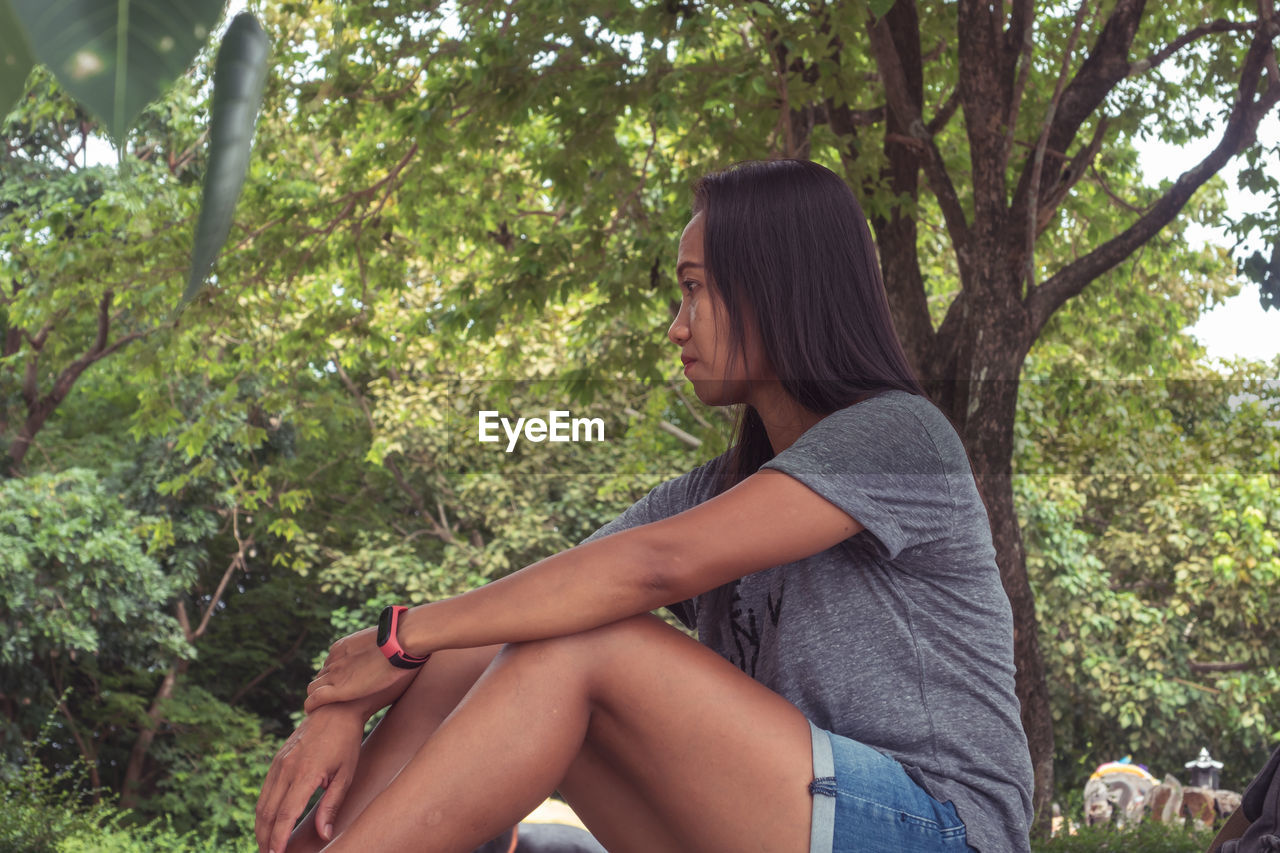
808, 721, 975, 853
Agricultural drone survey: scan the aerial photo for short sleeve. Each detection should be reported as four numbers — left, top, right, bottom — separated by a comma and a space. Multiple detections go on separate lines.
577, 454, 728, 628
760, 393, 959, 560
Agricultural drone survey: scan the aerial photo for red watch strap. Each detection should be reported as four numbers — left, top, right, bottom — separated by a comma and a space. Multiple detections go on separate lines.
381, 605, 431, 668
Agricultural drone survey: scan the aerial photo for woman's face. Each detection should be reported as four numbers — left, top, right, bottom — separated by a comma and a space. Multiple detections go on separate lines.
667, 212, 773, 407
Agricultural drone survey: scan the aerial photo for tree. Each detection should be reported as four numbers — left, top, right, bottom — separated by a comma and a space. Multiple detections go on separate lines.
0, 72, 188, 474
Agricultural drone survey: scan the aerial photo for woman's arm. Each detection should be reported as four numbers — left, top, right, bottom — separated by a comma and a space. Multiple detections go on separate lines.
405, 469, 862, 652
305, 469, 862, 711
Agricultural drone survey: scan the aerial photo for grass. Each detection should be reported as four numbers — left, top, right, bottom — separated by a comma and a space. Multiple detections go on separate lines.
1031, 820, 1218, 853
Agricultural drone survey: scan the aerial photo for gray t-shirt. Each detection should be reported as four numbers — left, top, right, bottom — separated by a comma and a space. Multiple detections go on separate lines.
584, 391, 1033, 852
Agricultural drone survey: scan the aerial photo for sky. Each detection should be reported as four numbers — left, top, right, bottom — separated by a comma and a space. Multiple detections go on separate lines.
1141, 111, 1280, 367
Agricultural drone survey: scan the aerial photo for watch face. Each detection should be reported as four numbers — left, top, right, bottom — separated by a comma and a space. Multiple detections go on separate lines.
377, 606, 394, 647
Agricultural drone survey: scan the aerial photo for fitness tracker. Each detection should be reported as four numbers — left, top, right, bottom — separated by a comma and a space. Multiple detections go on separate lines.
376, 605, 431, 669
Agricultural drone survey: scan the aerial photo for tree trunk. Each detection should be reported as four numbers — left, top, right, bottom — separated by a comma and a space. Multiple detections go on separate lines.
120, 659, 188, 808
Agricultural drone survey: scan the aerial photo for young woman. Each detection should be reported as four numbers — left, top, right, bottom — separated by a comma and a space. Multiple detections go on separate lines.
255, 159, 1034, 853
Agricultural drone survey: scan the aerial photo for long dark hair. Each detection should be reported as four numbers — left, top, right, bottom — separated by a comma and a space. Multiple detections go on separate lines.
691, 159, 924, 493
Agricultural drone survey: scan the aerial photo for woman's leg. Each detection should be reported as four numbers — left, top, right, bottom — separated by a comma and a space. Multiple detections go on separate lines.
287, 643, 506, 852
319, 614, 815, 853
288, 635, 688, 853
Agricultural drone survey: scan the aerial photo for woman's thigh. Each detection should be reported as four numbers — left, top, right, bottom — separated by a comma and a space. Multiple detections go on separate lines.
545, 614, 815, 853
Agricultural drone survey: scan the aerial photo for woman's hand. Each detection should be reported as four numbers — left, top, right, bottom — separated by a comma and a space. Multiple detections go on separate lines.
255, 702, 364, 853
303, 626, 419, 715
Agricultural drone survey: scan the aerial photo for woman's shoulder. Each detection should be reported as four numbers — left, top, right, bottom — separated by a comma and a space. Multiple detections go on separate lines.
805, 390, 952, 441
844, 389, 944, 421
847, 390, 960, 440
790, 391, 968, 474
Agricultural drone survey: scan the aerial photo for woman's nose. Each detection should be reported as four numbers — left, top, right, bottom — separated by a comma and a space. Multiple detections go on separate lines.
668, 309, 690, 346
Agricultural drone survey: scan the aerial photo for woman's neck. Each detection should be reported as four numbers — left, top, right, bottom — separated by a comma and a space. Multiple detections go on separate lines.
749, 384, 824, 455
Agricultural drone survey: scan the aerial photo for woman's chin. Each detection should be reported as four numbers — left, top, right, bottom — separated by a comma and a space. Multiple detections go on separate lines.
689, 380, 741, 408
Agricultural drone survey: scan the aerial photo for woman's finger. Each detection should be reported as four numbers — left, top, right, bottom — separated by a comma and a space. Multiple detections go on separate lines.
304, 683, 336, 714
256, 771, 291, 852
255, 747, 290, 850
314, 762, 355, 842
266, 771, 323, 853
307, 667, 338, 695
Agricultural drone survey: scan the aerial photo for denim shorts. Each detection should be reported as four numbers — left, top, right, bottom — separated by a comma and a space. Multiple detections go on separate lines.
807, 721, 975, 853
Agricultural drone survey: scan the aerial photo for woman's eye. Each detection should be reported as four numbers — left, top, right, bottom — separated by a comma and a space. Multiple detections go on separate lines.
682, 279, 700, 292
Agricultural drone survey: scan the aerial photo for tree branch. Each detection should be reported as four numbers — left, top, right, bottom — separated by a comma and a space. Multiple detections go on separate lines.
1170, 676, 1222, 695
121, 654, 184, 809
9, 292, 156, 472
330, 355, 458, 545
1188, 659, 1255, 674
956, 0, 1013, 221
867, 13, 973, 275
926, 86, 961, 136
864, 0, 939, 372
1013, 0, 1144, 214
1087, 154, 1147, 215
1002, 0, 1037, 166
818, 101, 885, 129
1036, 116, 1109, 235
1132, 19, 1260, 77
1022, 0, 1092, 294
623, 407, 702, 448
672, 386, 713, 432
192, 511, 251, 641
228, 628, 309, 706
1028, 16, 1280, 333
56, 698, 101, 794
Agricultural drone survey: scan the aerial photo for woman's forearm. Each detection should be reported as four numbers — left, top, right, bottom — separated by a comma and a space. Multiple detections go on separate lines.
396, 526, 673, 657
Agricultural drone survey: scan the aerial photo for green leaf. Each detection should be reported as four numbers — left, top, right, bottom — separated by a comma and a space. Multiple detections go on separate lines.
184, 12, 269, 305
8, 0, 226, 144
0, 0, 36, 120
868, 0, 895, 20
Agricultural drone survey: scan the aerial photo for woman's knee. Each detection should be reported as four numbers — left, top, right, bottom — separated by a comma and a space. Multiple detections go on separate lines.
492, 615, 681, 709
496, 615, 660, 671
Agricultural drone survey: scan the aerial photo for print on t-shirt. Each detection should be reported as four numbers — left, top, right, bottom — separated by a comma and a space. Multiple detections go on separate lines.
724, 578, 784, 678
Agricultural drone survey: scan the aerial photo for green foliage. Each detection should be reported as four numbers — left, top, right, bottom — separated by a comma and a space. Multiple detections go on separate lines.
57, 817, 250, 853
1030, 821, 1216, 853
0, 468, 188, 763
0, 468, 184, 662
0, 711, 254, 853
0, 726, 114, 852
140, 687, 276, 840
0, 0, 225, 142
1020, 345, 1280, 790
